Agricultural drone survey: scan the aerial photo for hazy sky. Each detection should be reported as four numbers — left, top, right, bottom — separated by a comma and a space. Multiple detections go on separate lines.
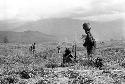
0, 0, 125, 41
0, 0, 125, 21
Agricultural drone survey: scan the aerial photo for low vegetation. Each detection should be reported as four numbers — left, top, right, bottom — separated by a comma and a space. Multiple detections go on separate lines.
0, 41, 125, 84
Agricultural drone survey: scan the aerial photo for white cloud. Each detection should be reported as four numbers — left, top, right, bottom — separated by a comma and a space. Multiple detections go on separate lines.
74, 12, 125, 22
0, 0, 124, 21
2, 0, 91, 21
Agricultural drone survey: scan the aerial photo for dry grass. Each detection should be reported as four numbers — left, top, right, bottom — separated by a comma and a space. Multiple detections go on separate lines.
0, 41, 125, 84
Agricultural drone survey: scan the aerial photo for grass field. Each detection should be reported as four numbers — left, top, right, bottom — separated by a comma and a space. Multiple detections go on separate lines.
0, 41, 125, 84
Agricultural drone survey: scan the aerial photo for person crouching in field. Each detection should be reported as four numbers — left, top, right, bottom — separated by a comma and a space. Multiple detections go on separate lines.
57, 45, 61, 53
82, 23, 96, 60
63, 48, 73, 65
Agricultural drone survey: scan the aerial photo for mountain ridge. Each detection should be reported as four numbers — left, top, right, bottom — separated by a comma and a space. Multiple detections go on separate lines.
0, 30, 58, 43
0, 18, 124, 41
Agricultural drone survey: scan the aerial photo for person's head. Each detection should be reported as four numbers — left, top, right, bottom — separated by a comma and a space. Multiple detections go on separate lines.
34, 43, 36, 45
82, 23, 91, 31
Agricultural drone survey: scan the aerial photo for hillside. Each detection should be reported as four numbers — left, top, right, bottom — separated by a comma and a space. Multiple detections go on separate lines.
11, 18, 124, 41
0, 31, 58, 43
0, 18, 124, 41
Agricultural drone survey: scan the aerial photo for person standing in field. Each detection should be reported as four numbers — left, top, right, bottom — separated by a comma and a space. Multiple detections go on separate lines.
32, 43, 36, 54
82, 23, 96, 60
29, 43, 36, 54
29, 44, 33, 52
57, 45, 61, 53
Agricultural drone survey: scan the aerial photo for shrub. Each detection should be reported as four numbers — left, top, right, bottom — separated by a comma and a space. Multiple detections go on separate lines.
35, 80, 48, 84
79, 59, 94, 67
94, 57, 104, 69
45, 61, 58, 68
0, 77, 19, 84
19, 70, 30, 79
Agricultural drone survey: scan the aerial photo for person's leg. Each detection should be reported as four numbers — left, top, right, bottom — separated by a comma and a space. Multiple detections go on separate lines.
33, 49, 35, 54
63, 56, 66, 64
87, 49, 93, 60
87, 47, 90, 59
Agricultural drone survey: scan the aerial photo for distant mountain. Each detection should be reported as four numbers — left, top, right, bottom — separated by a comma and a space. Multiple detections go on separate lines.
90, 18, 124, 41
11, 18, 84, 41
0, 31, 58, 43
0, 18, 124, 41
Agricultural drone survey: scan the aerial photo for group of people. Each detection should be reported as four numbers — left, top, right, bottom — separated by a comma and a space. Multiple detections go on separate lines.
62, 23, 104, 69
62, 23, 97, 64
29, 23, 99, 66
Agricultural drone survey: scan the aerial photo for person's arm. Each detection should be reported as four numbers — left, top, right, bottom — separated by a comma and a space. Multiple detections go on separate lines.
83, 37, 87, 47
87, 31, 94, 41
88, 32, 96, 47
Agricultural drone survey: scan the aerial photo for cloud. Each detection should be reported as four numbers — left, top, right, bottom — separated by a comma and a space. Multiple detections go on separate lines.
2, 0, 91, 21
74, 12, 125, 22
71, 0, 125, 21
0, 0, 124, 21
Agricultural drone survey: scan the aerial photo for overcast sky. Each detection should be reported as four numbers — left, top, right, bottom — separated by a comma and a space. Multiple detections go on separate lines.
0, 0, 124, 22
0, 0, 125, 41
